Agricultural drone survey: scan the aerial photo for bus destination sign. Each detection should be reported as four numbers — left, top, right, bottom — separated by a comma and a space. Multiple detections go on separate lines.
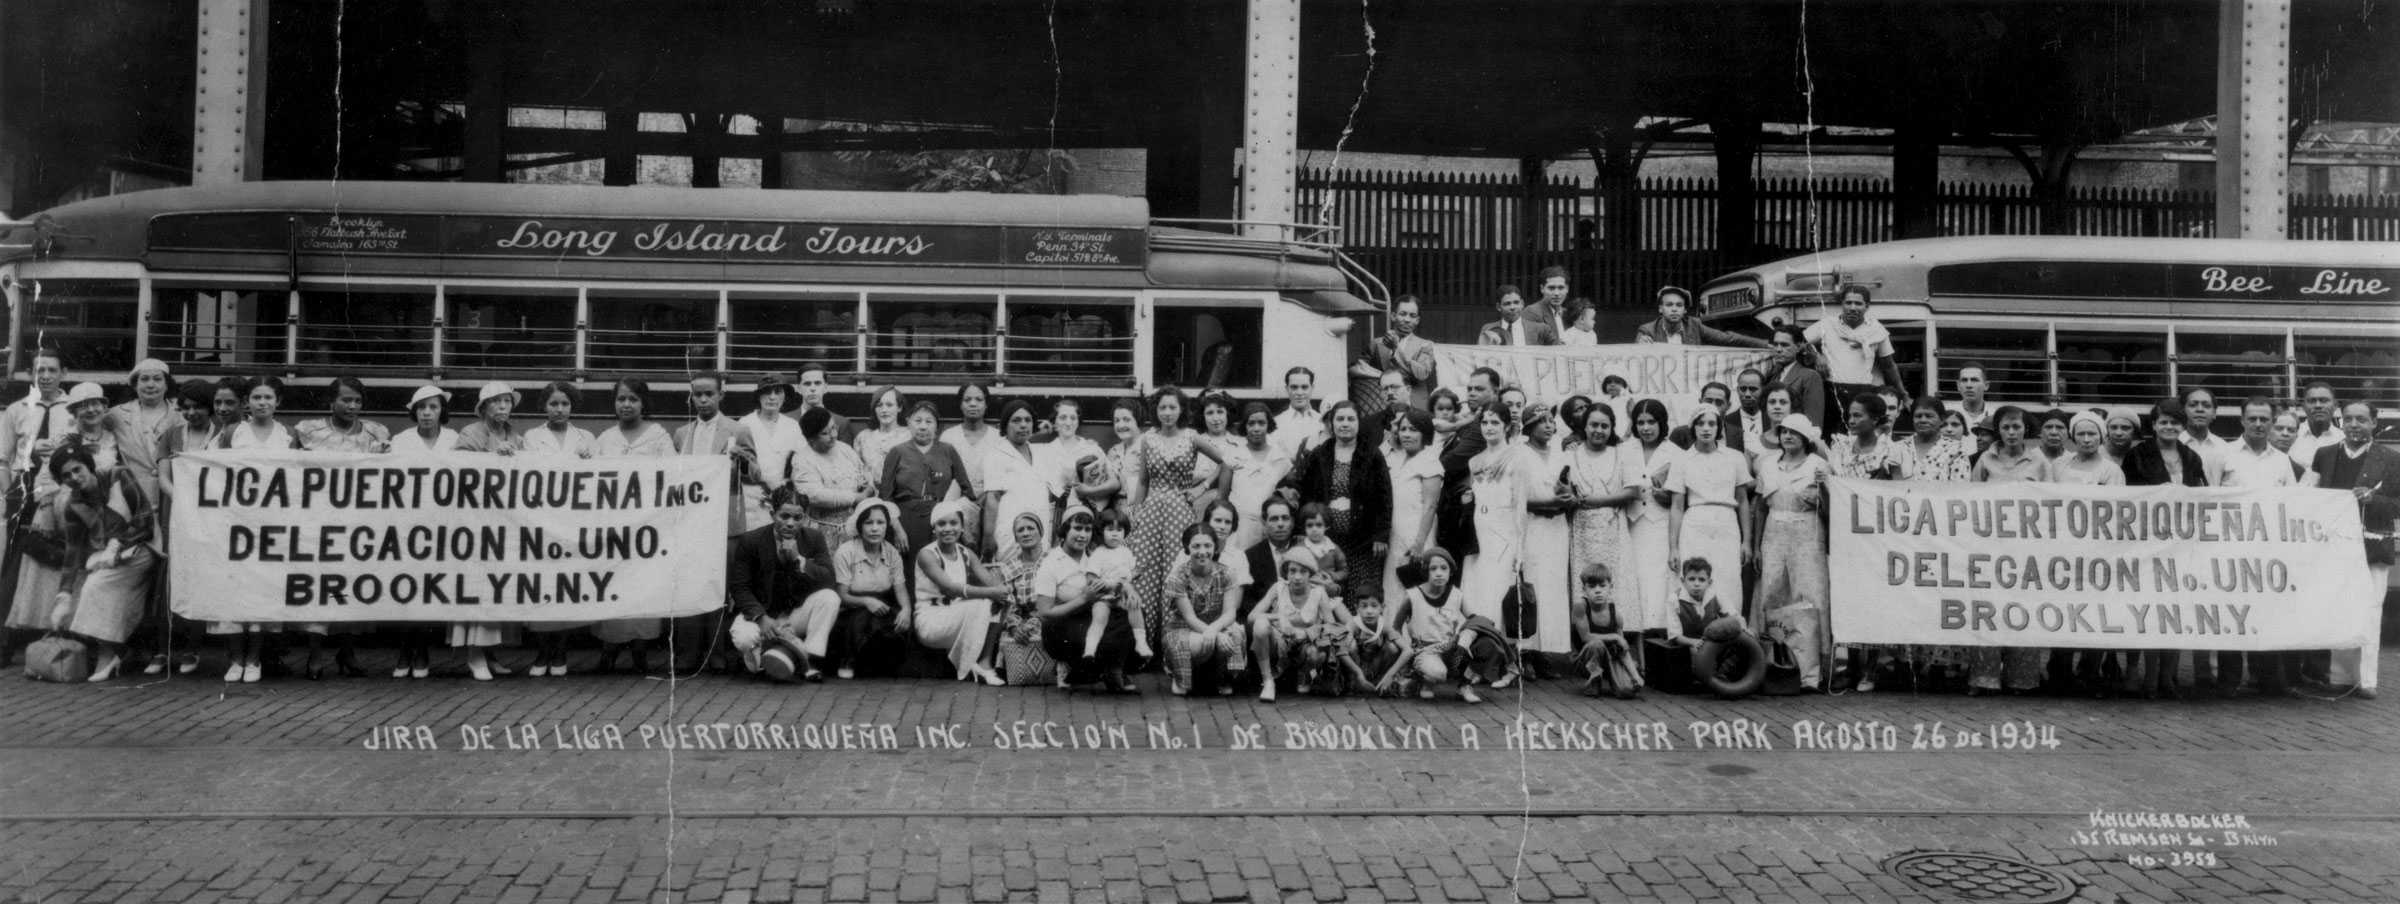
148, 212, 1146, 269
1931, 261, 2400, 306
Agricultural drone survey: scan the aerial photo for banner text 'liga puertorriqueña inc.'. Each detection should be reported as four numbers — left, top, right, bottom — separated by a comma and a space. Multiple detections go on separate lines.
168, 451, 731, 623
1828, 477, 2376, 651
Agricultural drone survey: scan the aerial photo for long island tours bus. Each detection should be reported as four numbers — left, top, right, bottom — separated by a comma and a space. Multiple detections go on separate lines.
0, 181, 1386, 417
1696, 236, 2400, 424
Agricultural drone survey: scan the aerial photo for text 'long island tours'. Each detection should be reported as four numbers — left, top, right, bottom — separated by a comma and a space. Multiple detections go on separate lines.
167, 451, 730, 625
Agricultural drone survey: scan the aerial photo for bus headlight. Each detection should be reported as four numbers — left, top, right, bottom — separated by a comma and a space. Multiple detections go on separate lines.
1325, 319, 1354, 338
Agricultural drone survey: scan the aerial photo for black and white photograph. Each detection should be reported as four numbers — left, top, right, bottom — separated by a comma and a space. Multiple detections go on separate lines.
2, 1, 2397, 901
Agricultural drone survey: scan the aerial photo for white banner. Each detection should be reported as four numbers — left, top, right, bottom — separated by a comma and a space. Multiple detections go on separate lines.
1828, 477, 2377, 650
1430, 343, 1774, 416
168, 451, 731, 623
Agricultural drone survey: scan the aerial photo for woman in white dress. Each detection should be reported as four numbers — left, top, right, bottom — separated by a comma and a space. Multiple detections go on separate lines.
851, 385, 910, 486
207, 376, 291, 682
1621, 399, 1682, 635
979, 401, 1052, 559
450, 382, 527, 680
1517, 404, 1578, 667
592, 379, 677, 671
1460, 405, 1531, 688
1224, 402, 1294, 552
908, 498, 1011, 685
736, 374, 805, 533
1381, 408, 1443, 611
1664, 407, 1752, 612
384, 384, 455, 679
1566, 400, 1640, 644
518, 381, 597, 677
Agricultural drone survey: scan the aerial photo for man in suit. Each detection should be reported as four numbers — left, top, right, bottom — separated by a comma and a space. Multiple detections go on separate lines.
726, 485, 843, 682
2312, 400, 2400, 699
794, 363, 853, 443
1767, 325, 1831, 439
1634, 286, 1771, 348
1478, 285, 1558, 346
1240, 496, 1301, 620
1524, 266, 1573, 339
668, 372, 759, 671
1670, 382, 1747, 453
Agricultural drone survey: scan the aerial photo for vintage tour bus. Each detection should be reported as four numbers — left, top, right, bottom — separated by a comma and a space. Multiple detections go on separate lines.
1697, 235, 2399, 420
0, 181, 1386, 413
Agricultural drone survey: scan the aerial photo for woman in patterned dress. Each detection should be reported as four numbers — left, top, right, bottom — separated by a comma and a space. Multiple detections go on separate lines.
990, 510, 1052, 685
1827, 393, 1912, 690
592, 378, 677, 672
790, 406, 875, 548
290, 376, 392, 678
1124, 386, 1227, 659
1162, 523, 1246, 695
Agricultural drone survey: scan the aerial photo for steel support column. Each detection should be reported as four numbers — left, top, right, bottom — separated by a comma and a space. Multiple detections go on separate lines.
1240, 0, 1301, 237
2213, 0, 2290, 239
193, 0, 269, 186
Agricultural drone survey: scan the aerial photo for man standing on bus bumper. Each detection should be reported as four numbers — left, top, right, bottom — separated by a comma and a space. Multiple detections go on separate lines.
1805, 284, 1908, 420
2312, 401, 2398, 699
1363, 295, 1438, 409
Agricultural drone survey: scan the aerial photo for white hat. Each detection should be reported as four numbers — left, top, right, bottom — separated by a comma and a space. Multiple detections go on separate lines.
408, 385, 452, 410
475, 381, 519, 410
64, 382, 108, 408
128, 358, 171, 378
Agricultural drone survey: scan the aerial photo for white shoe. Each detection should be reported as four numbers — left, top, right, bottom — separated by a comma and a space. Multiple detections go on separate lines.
1489, 672, 1517, 690
143, 655, 167, 676
241, 663, 261, 683
468, 655, 494, 682
1259, 685, 1277, 703
393, 666, 411, 679
176, 653, 201, 675
529, 664, 551, 678
224, 664, 244, 683
1459, 686, 1484, 704
971, 665, 1004, 687
836, 666, 856, 680
88, 655, 122, 682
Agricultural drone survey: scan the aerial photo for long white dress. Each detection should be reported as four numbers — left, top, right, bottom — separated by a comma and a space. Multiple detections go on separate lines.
1622, 440, 1681, 634
592, 422, 675, 643
1664, 444, 1751, 613
1223, 440, 1294, 551
1461, 445, 1531, 629
520, 425, 597, 633
1518, 442, 1574, 654
1381, 446, 1443, 610
981, 442, 1053, 554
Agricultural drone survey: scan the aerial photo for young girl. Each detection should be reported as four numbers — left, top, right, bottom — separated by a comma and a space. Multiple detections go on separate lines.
519, 381, 597, 677
1162, 524, 1246, 696
1081, 509, 1151, 663
1572, 563, 1641, 699
1295, 503, 1349, 607
1379, 547, 1505, 703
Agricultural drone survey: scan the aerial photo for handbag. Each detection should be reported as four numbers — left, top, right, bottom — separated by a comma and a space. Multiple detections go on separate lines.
23, 633, 90, 683
1000, 637, 1056, 686
16, 530, 65, 568
1759, 635, 1805, 696
1499, 570, 1538, 641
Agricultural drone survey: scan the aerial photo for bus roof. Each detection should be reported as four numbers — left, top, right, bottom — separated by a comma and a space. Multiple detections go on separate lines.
5, 181, 1373, 310
1701, 235, 2400, 322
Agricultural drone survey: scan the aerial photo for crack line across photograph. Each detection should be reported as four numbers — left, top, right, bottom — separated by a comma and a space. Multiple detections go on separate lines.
2, 0, 2399, 902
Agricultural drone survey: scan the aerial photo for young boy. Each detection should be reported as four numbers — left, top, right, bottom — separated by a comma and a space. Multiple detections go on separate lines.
1672, 558, 1737, 645
1572, 563, 1642, 699
1082, 509, 1152, 662
1251, 546, 1331, 703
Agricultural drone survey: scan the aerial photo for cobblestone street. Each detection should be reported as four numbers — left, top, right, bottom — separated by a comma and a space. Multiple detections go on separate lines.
6, 651, 2399, 902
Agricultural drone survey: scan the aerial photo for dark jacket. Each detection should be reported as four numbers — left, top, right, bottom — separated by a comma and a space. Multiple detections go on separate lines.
1477, 318, 1559, 347
1434, 427, 1485, 558
1281, 439, 1392, 546
1241, 538, 1297, 616
1634, 318, 1771, 348
728, 524, 836, 621
2313, 442, 2400, 558
1669, 420, 1747, 454
2121, 442, 2208, 488
1768, 362, 1832, 438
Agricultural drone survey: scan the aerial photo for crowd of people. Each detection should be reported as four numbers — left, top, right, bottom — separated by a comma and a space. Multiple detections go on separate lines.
0, 280, 2390, 702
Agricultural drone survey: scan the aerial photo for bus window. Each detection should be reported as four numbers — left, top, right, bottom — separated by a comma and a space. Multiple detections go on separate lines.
2297, 335, 2400, 414
729, 292, 856, 378
149, 284, 287, 371
444, 289, 576, 377
1152, 305, 1262, 390
2176, 331, 2285, 403
588, 291, 716, 377
2055, 328, 2170, 405
297, 287, 434, 374
1005, 296, 1133, 386
1935, 327, 2047, 402
25, 279, 137, 373
866, 293, 997, 380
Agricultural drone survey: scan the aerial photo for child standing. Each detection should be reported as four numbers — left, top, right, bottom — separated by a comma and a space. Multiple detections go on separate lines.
1572, 563, 1642, 699
1296, 503, 1349, 608
1082, 509, 1152, 664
